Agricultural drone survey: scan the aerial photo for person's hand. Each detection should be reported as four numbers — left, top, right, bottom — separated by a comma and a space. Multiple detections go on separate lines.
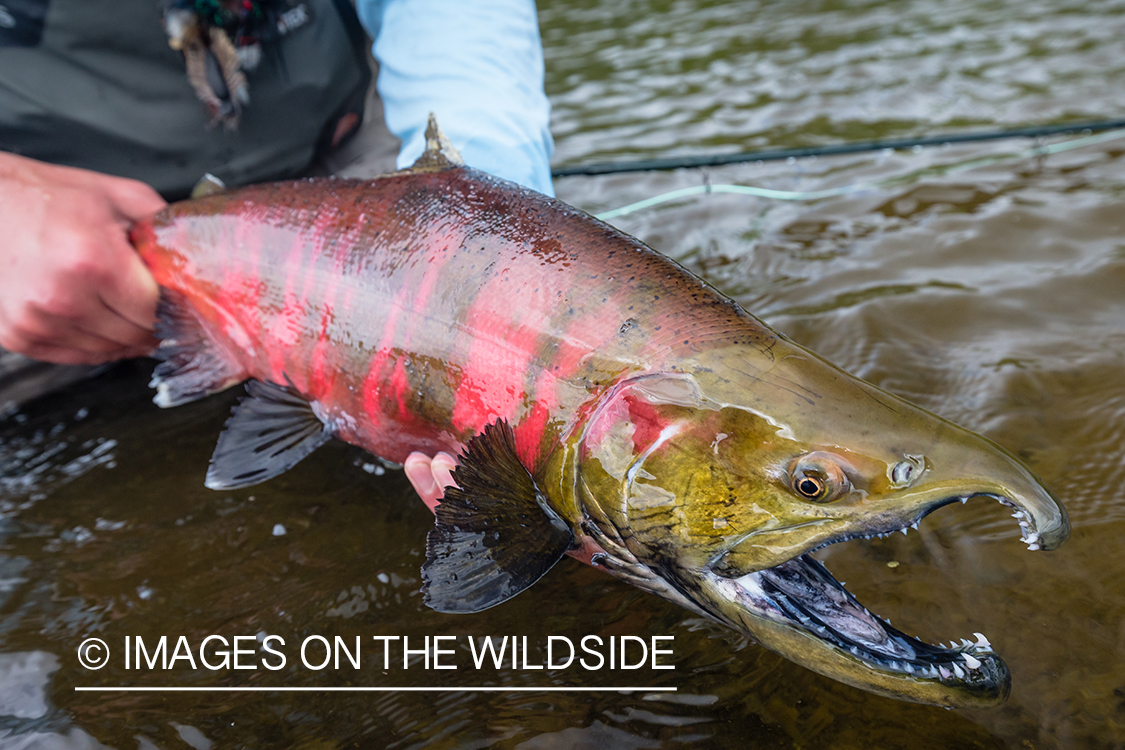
0, 152, 166, 365
404, 451, 459, 512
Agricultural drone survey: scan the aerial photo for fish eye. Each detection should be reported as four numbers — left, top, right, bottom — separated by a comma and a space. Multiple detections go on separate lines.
795, 475, 825, 499
790, 452, 851, 503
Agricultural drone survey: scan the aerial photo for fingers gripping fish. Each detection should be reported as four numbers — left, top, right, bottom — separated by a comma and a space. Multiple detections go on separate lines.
130, 116, 1069, 708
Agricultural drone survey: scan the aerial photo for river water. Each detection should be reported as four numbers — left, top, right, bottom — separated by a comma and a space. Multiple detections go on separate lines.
2, 0, 1124, 747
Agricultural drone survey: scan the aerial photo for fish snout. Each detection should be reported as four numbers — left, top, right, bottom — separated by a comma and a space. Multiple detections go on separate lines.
890, 435, 1069, 552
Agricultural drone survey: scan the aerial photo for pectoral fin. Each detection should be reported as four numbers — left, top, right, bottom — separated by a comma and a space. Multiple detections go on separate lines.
205, 380, 332, 490
423, 420, 573, 614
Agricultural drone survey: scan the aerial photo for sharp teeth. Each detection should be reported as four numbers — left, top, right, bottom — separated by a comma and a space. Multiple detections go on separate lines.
973, 632, 991, 649
910, 522, 919, 530
960, 497, 967, 504
963, 653, 981, 669
1027, 543, 1040, 551
960, 638, 972, 648
901, 528, 909, 536
939, 665, 952, 680
952, 663, 966, 679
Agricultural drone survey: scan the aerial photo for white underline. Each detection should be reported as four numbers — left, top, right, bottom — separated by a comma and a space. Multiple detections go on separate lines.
74, 686, 677, 693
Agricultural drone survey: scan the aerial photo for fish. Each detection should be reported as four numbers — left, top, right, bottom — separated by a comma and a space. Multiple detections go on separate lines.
129, 116, 1069, 708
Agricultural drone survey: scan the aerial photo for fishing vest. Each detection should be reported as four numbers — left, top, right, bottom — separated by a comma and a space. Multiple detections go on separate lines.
0, 0, 371, 199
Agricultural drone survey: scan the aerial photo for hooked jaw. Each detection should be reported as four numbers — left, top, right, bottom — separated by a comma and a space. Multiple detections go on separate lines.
711, 431, 1069, 576
696, 442, 1068, 708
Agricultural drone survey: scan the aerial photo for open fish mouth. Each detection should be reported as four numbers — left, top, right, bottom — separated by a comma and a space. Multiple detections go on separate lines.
725, 554, 1008, 697
702, 491, 1067, 707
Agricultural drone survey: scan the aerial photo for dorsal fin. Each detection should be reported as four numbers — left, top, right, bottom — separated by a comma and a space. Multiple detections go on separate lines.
189, 173, 227, 199
407, 113, 465, 173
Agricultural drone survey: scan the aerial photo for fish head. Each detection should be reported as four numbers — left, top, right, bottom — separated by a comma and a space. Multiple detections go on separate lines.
574, 339, 1067, 707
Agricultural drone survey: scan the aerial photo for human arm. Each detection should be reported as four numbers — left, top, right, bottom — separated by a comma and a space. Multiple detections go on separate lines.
0, 152, 166, 365
356, 0, 555, 196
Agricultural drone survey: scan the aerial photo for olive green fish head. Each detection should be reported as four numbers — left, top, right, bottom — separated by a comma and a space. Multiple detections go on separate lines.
573, 338, 1068, 708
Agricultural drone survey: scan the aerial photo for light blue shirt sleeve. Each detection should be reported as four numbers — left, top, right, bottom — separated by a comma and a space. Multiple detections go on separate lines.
355, 0, 555, 197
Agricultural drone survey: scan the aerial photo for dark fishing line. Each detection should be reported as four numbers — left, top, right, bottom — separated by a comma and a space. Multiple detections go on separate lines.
552, 118, 1125, 178
589, 128, 1125, 220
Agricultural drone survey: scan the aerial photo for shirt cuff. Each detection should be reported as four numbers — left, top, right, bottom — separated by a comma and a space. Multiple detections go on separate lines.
357, 0, 555, 196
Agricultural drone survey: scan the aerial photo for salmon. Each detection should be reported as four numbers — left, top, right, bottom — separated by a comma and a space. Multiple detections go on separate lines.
130, 117, 1068, 707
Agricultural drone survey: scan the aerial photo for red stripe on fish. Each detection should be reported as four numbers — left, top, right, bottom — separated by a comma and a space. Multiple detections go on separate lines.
450, 304, 538, 435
